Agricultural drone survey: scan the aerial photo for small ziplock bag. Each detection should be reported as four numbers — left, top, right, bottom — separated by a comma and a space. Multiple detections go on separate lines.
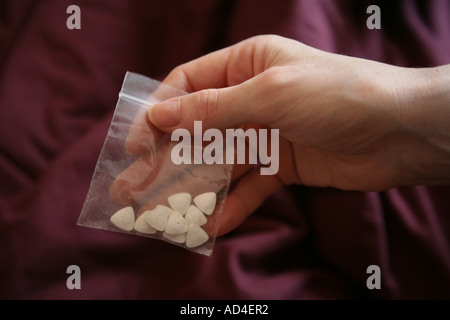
77, 72, 233, 256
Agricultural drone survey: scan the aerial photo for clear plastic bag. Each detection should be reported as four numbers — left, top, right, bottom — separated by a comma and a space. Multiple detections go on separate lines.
77, 72, 233, 256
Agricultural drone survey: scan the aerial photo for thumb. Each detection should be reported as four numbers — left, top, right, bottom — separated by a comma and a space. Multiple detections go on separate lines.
148, 76, 272, 133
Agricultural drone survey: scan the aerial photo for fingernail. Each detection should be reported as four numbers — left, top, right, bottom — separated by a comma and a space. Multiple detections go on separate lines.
149, 100, 180, 127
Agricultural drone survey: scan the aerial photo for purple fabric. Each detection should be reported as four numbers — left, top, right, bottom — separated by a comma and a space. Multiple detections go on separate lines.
1, 0, 449, 299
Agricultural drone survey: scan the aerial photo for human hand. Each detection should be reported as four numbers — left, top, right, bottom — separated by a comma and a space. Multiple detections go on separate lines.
146, 35, 450, 236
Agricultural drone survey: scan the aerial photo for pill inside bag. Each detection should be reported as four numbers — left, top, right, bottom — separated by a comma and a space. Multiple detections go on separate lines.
77, 72, 233, 256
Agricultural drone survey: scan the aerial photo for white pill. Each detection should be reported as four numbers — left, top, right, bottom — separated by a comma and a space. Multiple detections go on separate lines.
168, 192, 191, 216
184, 205, 207, 226
134, 213, 157, 234
144, 205, 172, 231
186, 224, 209, 248
163, 231, 186, 244
193, 192, 216, 215
165, 211, 188, 234
110, 206, 135, 231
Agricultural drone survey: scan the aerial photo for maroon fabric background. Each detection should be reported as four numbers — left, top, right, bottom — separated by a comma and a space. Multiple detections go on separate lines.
0, 0, 449, 299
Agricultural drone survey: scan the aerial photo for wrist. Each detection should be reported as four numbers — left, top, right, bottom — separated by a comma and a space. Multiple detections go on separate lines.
394, 65, 450, 186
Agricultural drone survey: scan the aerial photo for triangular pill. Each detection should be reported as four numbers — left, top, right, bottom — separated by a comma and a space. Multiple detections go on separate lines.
144, 205, 172, 231
193, 192, 216, 215
163, 231, 186, 244
110, 206, 135, 231
186, 224, 209, 248
168, 192, 191, 216
184, 205, 207, 226
134, 213, 157, 234
165, 211, 188, 234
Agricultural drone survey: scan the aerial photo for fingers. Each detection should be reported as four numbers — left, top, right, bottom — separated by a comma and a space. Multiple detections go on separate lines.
159, 34, 297, 94
148, 87, 244, 131
147, 35, 289, 132
159, 36, 264, 93
159, 48, 231, 93
148, 68, 287, 133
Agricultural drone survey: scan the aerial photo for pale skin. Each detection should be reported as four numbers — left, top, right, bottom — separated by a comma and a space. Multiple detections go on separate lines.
129, 34, 449, 236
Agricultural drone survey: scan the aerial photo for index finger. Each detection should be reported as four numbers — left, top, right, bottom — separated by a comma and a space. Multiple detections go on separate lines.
160, 36, 265, 93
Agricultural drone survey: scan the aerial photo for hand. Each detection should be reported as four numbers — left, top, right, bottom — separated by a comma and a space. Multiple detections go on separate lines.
146, 35, 450, 236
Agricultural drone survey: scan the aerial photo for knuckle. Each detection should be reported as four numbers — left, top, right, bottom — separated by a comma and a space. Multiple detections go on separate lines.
259, 66, 295, 94
261, 66, 284, 83
165, 65, 195, 92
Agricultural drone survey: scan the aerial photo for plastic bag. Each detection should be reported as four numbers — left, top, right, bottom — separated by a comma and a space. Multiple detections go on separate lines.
77, 72, 233, 256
